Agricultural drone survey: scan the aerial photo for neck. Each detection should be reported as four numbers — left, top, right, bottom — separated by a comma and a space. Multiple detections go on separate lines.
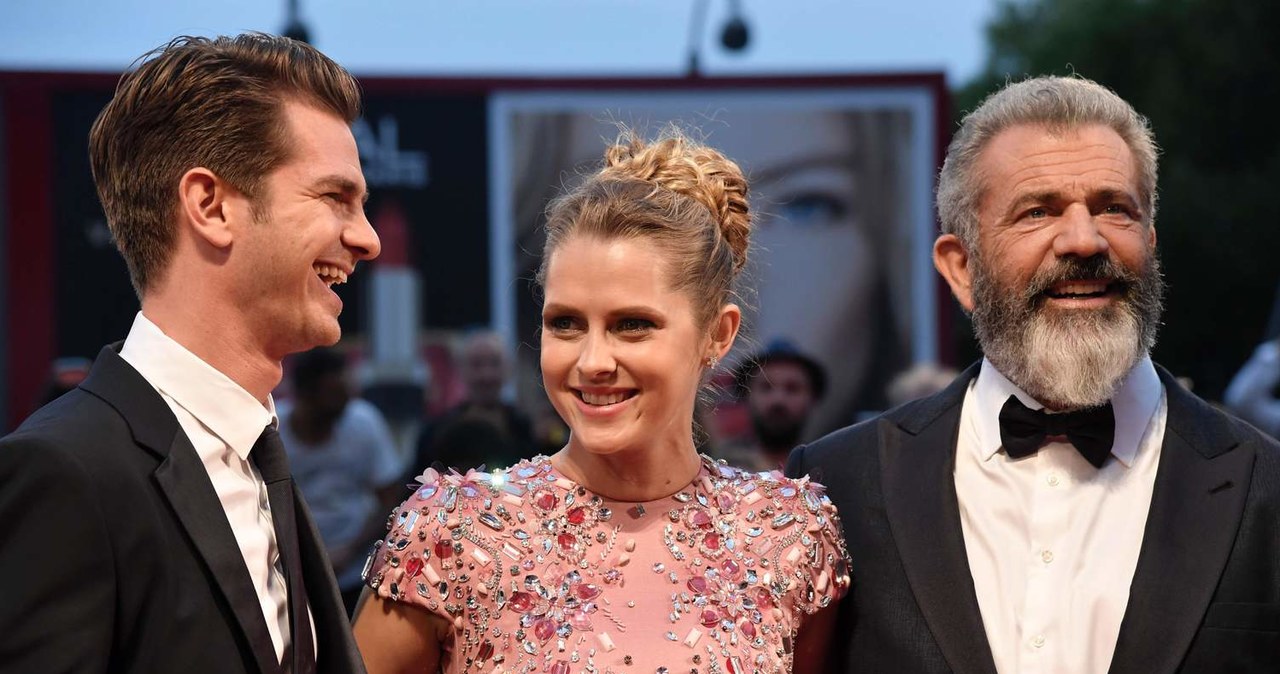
552, 435, 702, 502
141, 292, 281, 405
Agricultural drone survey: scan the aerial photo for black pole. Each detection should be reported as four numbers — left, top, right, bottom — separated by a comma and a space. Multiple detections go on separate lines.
282, 0, 311, 44
687, 0, 711, 77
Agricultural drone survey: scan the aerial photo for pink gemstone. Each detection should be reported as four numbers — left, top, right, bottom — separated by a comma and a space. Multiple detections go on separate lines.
603, 569, 621, 584
557, 532, 576, 550
726, 656, 744, 674
687, 576, 709, 595
721, 558, 741, 578
549, 661, 570, 674
534, 617, 557, 642
535, 490, 558, 511
575, 583, 602, 600
700, 609, 720, 628
755, 587, 773, 608
704, 532, 721, 550
740, 620, 757, 639
509, 591, 535, 613
569, 609, 593, 631
477, 641, 494, 661
404, 557, 424, 579
433, 540, 453, 559
717, 493, 735, 512
566, 506, 587, 525
690, 509, 713, 529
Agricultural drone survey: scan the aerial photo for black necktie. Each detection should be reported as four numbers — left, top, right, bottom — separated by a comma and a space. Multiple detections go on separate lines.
998, 395, 1116, 468
251, 425, 317, 674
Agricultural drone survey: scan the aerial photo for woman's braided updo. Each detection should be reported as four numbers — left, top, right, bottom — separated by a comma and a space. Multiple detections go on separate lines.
537, 127, 752, 328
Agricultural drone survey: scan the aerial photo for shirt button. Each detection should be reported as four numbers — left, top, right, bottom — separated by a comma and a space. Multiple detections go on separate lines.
1031, 634, 1046, 648
1046, 474, 1061, 487
1041, 550, 1054, 564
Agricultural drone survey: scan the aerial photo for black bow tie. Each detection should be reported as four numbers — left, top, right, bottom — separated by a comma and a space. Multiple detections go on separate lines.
998, 395, 1116, 468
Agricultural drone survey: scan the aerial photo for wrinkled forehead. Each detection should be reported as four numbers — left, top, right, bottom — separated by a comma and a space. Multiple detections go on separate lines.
976, 124, 1140, 200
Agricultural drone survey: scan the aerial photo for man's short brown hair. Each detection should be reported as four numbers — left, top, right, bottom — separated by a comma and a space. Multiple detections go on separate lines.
89, 33, 362, 294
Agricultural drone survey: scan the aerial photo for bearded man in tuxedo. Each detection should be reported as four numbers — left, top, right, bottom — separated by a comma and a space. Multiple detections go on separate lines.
787, 75, 1280, 673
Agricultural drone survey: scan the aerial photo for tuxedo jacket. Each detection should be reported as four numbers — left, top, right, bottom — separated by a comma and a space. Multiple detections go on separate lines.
786, 363, 1280, 673
0, 345, 366, 673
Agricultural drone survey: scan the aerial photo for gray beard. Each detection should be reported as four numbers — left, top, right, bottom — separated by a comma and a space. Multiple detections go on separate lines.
969, 252, 1165, 410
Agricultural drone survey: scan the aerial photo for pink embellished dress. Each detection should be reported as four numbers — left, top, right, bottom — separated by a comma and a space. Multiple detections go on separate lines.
364, 455, 849, 674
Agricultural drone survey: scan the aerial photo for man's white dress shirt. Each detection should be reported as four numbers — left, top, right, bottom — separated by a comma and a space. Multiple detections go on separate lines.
954, 357, 1166, 674
120, 312, 295, 664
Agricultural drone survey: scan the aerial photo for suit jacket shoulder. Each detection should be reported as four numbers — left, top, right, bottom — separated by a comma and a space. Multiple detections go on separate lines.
0, 389, 137, 671
788, 363, 978, 483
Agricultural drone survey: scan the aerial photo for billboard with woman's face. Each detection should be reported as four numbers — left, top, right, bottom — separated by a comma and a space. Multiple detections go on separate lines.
489, 85, 942, 439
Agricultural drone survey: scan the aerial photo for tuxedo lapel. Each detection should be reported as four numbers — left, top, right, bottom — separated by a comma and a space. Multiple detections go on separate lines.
881, 365, 998, 674
294, 485, 363, 672
154, 435, 282, 674
1108, 370, 1254, 674
80, 345, 281, 674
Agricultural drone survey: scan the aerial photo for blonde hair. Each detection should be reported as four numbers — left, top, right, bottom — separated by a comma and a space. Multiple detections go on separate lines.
536, 127, 752, 327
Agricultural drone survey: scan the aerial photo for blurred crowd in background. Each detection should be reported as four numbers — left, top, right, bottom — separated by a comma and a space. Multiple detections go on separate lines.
8, 0, 1280, 601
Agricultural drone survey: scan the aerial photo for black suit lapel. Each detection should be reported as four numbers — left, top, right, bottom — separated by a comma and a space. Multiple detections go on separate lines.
80, 345, 282, 674
294, 485, 363, 673
1108, 369, 1254, 674
154, 434, 282, 674
881, 365, 998, 674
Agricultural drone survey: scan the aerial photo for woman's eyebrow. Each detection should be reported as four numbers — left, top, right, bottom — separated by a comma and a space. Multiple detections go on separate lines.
750, 155, 856, 186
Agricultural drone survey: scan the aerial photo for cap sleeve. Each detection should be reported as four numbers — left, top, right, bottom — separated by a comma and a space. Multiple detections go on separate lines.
363, 467, 465, 625
771, 474, 850, 621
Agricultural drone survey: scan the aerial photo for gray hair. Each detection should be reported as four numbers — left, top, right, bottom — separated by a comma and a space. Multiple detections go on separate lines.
936, 76, 1159, 248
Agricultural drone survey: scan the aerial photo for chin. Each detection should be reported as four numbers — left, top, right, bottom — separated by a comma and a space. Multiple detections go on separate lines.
287, 318, 342, 355
566, 426, 636, 456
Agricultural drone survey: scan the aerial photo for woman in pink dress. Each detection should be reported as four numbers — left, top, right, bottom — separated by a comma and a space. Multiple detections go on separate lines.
352, 128, 850, 674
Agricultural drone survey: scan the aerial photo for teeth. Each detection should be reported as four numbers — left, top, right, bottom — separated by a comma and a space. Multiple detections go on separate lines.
1054, 282, 1107, 296
580, 391, 630, 406
313, 264, 349, 286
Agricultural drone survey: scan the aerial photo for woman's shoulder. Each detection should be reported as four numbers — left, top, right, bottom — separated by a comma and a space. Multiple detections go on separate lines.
700, 456, 850, 611
364, 456, 561, 602
398, 455, 562, 519
703, 456, 838, 520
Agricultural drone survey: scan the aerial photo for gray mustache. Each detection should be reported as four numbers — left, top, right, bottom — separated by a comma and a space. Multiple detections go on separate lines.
1025, 256, 1138, 302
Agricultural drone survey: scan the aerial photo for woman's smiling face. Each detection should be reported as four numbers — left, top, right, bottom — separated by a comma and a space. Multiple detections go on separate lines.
540, 235, 712, 457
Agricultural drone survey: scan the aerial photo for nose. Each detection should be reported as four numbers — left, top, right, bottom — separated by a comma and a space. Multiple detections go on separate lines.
576, 332, 616, 380
345, 208, 381, 262
1052, 204, 1109, 259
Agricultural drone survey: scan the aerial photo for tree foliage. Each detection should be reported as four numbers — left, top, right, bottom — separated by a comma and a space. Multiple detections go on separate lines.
954, 0, 1280, 398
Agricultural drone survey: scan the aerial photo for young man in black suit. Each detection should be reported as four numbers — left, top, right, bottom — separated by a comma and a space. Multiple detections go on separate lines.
787, 76, 1280, 673
0, 34, 380, 672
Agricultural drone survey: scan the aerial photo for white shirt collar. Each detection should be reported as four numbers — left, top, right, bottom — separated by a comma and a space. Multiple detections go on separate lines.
969, 355, 1162, 468
119, 312, 276, 460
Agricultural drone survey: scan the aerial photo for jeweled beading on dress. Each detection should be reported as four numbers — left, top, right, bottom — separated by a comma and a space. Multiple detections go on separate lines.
364, 455, 849, 674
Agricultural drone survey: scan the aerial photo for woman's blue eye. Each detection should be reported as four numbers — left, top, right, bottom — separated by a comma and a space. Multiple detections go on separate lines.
776, 192, 850, 227
617, 318, 653, 332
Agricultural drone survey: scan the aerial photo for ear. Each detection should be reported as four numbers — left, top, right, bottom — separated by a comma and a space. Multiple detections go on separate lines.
178, 167, 240, 249
933, 233, 975, 312
707, 303, 743, 362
